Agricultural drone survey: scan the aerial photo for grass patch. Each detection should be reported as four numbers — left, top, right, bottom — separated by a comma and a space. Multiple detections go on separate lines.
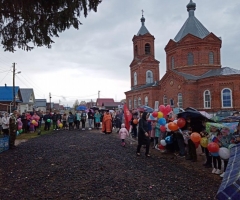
16, 127, 53, 140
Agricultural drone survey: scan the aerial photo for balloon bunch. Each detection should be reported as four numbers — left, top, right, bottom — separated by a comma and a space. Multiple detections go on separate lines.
17, 118, 23, 135
57, 120, 63, 128
31, 120, 38, 127
164, 117, 186, 132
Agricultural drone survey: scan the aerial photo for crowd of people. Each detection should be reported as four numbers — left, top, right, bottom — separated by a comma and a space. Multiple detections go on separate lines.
1, 107, 240, 179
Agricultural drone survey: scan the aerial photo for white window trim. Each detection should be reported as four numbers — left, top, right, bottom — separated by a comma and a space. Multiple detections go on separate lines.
146, 70, 153, 84
145, 96, 148, 106
203, 90, 211, 109
221, 88, 233, 108
177, 93, 183, 108
163, 95, 167, 106
138, 97, 141, 106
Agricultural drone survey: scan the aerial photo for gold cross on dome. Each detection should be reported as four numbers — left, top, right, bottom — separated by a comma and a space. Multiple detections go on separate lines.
141, 9, 144, 16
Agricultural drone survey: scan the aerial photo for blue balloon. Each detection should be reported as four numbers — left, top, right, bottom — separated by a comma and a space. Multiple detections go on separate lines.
211, 152, 219, 157
165, 136, 173, 144
158, 118, 166, 126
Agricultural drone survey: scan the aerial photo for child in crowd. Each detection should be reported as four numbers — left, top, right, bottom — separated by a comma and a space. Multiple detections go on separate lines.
218, 126, 232, 178
118, 123, 129, 147
62, 113, 68, 130
209, 125, 222, 175
29, 122, 35, 133
151, 121, 156, 149
154, 122, 161, 150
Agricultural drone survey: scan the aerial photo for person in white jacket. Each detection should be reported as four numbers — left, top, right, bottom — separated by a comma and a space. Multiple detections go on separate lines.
118, 123, 129, 147
2, 113, 10, 136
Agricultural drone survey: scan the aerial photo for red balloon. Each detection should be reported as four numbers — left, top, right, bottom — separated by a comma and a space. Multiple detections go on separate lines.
190, 132, 201, 143
207, 142, 219, 153
165, 105, 172, 113
168, 122, 179, 131
152, 111, 158, 118
194, 141, 200, 148
160, 125, 166, 132
158, 144, 165, 150
159, 105, 166, 113
177, 118, 186, 128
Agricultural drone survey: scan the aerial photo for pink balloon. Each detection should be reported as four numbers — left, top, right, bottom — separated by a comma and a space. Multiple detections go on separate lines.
159, 105, 166, 113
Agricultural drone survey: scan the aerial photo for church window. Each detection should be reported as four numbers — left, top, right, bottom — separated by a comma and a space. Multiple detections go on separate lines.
209, 52, 214, 64
171, 57, 175, 69
163, 95, 167, 106
129, 99, 132, 109
221, 88, 232, 108
138, 97, 141, 106
187, 52, 194, 65
204, 90, 211, 108
145, 96, 148, 106
134, 98, 137, 108
134, 72, 137, 86
146, 70, 153, 84
135, 45, 138, 56
177, 93, 183, 108
145, 43, 150, 54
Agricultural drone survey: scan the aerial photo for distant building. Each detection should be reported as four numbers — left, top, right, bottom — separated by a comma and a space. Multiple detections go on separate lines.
19, 88, 35, 114
0, 85, 22, 112
125, 0, 240, 113
34, 99, 47, 112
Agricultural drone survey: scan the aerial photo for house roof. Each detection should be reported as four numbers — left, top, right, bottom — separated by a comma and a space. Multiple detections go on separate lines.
173, 67, 240, 81
104, 102, 122, 107
20, 88, 34, 103
174, 0, 210, 42
34, 99, 46, 107
129, 82, 159, 92
0, 86, 20, 101
137, 15, 150, 36
96, 98, 114, 106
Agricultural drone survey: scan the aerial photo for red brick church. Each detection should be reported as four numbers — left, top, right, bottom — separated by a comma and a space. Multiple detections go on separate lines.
125, 0, 240, 113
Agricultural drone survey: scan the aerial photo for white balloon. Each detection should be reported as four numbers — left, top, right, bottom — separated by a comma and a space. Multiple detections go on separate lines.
173, 120, 178, 124
165, 123, 171, 132
160, 139, 167, 146
219, 147, 230, 160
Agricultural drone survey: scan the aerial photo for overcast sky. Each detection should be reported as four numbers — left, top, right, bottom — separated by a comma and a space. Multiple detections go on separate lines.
0, 0, 240, 106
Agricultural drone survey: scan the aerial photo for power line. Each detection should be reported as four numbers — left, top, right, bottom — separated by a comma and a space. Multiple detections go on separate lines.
0, 71, 10, 84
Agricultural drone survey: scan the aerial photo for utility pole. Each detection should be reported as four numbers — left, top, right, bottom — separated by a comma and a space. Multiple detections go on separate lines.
49, 92, 52, 113
13, 63, 16, 111
98, 91, 100, 98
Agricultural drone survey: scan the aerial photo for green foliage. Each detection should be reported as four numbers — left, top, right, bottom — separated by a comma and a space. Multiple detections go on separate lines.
0, 0, 102, 52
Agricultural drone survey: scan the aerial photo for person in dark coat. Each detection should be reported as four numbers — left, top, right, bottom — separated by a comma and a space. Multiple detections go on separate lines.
136, 112, 150, 157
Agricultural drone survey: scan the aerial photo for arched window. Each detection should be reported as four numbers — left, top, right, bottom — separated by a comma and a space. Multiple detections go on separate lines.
163, 95, 167, 106
221, 88, 232, 108
138, 97, 141, 106
209, 52, 214, 64
204, 90, 211, 108
146, 70, 153, 84
145, 96, 148, 106
187, 52, 194, 65
134, 72, 137, 86
129, 99, 132, 109
145, 43, 150, 54
135, 45, 138, 56
178, 93, 183, 108
171, 57, 175, 69
134, 98, 137, 108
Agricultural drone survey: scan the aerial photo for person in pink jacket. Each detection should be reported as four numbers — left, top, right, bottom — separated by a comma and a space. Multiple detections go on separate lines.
119, 123, 129, 147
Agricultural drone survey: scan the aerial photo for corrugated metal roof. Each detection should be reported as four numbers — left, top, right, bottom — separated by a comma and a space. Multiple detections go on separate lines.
137, 16, 150, 36
0, 86, 19, 101
34, 99, 46, 107
174, 1, 210, 42
173, 67, 240, 80
20, 88, 34, 103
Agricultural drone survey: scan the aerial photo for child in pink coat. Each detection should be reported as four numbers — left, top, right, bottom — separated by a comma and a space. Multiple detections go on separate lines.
119, 123, 129, 147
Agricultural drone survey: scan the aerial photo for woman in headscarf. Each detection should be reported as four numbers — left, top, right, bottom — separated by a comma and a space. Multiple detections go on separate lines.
136, 112, 150, 157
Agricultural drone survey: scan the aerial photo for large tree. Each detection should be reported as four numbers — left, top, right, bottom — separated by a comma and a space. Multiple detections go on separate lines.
0, 0, 102, 52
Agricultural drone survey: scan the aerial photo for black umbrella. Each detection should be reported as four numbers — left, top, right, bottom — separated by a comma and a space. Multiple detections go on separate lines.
177, 109, 214, 122
90, 106, 99, 111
